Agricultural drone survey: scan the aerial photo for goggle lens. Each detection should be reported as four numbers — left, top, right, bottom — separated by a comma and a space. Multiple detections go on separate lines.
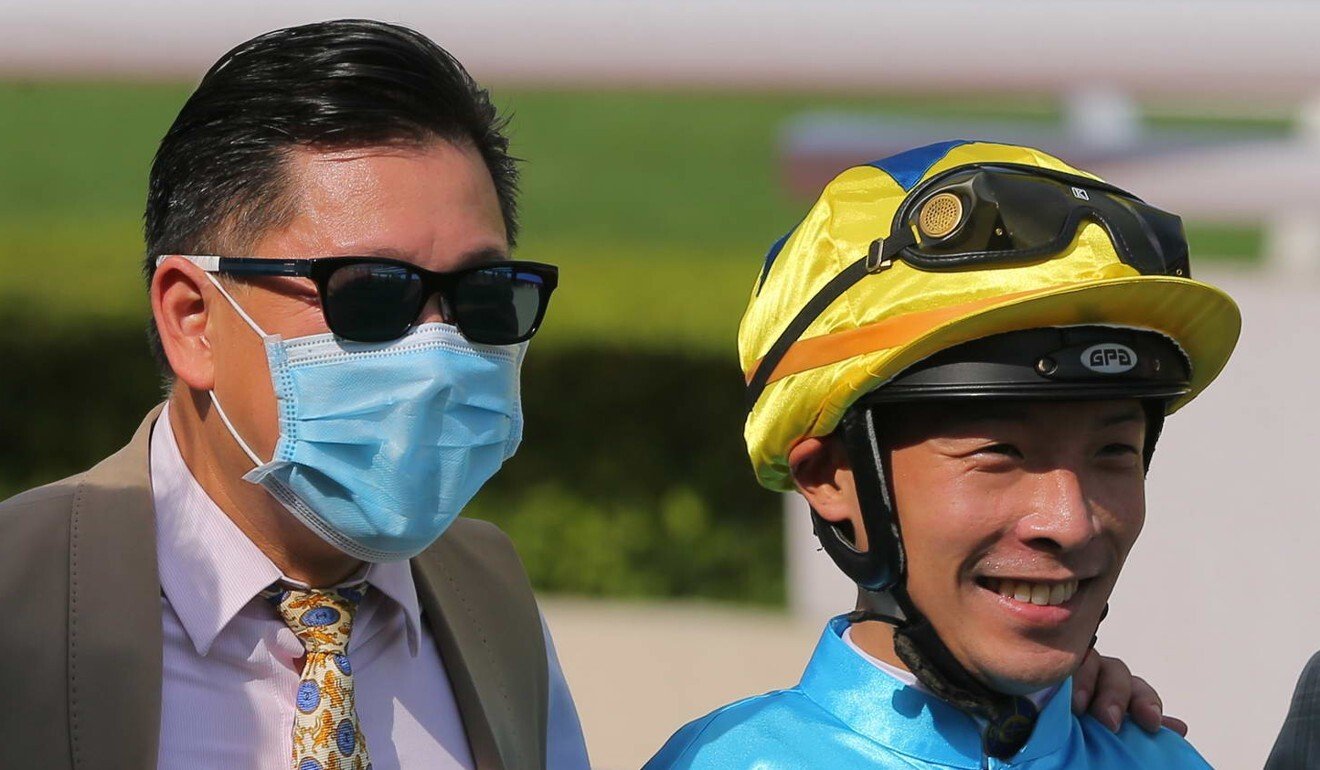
901, 166, 1186, 277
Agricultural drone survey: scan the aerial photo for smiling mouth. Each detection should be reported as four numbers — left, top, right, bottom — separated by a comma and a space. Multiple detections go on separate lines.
976, 577, 1083, 607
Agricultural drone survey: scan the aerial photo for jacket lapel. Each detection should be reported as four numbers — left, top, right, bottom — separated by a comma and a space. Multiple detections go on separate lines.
67, 406, 164, 770
411, 532, 508, 770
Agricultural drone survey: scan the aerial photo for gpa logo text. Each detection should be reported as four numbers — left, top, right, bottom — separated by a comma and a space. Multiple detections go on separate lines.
1081, 343, 1138, 374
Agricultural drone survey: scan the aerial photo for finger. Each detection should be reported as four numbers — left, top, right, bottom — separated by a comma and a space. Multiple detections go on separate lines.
1072, 649, 1102, 713
1089, 655, 1132, 733
1161, 715, 1189, 737
1128, 676, 1164, 734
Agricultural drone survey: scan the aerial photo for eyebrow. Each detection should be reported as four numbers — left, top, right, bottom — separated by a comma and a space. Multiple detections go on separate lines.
1097, 407, 1146, 428
356, 245, 509, 263
937, 403, 1146, 432
952, 404, 1030, 426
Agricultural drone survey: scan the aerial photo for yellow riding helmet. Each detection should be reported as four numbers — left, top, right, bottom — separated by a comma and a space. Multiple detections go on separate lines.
739, 140, 1241, 492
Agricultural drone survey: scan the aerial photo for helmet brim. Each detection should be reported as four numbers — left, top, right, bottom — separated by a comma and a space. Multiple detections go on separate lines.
754, 275, 1240, 491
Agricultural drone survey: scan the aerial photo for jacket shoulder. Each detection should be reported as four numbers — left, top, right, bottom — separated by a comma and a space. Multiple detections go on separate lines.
1281, 649, 1320, 721
443, 515, 518, 552
0, 471, 84, 518
0, 404, 157, 534
1071, 716, 1213, 768
0, 472, 82, 592
1265, 651, 1320, 769
0, 471, 85, 547
420, 516, 525, 580
643, 689, 848, 770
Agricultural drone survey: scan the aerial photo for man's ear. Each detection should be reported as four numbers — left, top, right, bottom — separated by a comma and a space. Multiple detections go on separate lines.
788, 434, 868, 550
151, 256, 217, 392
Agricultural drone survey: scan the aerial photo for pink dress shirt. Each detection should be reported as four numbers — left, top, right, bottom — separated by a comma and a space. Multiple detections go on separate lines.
151, 405, 590, 769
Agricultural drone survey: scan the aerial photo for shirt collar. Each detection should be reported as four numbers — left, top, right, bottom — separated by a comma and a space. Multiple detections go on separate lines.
361, 559, 422, 656
842, 624, 1059, 711
151, 403, 422, 656
798, 615, 1073, 767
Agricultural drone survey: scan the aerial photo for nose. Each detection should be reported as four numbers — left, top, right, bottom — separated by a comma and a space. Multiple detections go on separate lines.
416, 292, 450, 326
1015, 467, 1098, 553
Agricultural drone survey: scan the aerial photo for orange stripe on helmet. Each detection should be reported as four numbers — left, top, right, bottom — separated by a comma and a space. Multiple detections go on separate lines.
745, 287, 1052, 386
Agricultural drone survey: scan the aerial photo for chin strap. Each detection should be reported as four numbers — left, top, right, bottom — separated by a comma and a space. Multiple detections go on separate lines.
836, 399, 1139, 760
838, 411, 1040, 758
850, 588, 1039, 760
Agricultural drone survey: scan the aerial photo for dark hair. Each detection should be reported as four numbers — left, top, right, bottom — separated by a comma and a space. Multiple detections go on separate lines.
143, 19, 519, 370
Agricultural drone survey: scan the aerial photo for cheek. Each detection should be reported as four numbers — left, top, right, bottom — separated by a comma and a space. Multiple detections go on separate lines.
892, 460, 1013, 594
208, 293, 298, 457
279, 301, 332, 338
245, 286, 329, 338
1096, 476, 1146, 557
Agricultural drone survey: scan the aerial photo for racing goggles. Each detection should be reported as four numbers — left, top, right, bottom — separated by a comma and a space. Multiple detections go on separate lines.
887, 163, 1189, 277
745, 164, 1190, 409
159, 255, 558, 345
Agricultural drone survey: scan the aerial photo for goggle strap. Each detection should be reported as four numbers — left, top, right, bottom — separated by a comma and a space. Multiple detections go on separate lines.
744, 229, 915, 411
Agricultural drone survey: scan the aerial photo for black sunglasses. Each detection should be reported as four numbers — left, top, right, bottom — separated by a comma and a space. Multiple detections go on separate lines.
162, 255, 558, 345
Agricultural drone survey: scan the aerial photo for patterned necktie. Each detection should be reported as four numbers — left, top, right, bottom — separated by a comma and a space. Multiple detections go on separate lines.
262, 583, 372, 770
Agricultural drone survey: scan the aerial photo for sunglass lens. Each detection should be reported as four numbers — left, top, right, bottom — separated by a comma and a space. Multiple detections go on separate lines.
452, 266, 546, 344
324, 262, 425, 342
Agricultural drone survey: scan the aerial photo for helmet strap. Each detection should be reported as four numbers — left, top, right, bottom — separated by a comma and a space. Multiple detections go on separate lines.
1142, 399, 1166, 472
893, 585, 1041, 758
811, 408, 906, 591
825, 398, 1166, 758
838, 406, 1041, 759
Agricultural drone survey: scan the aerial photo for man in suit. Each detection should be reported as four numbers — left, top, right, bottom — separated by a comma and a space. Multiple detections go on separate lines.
0, 20, 587, 770
1266, 652, 1320, 769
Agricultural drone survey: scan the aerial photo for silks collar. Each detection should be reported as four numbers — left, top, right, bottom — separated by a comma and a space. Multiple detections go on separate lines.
799, 616, 1075, 767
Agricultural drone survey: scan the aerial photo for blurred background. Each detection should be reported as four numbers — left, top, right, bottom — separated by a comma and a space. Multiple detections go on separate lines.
3, 1, 1319, 767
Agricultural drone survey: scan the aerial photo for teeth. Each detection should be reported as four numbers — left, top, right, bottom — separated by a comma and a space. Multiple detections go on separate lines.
986, 578, 1080, 607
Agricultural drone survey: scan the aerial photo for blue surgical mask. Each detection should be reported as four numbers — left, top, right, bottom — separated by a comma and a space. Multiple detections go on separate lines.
205, 275, 525, 562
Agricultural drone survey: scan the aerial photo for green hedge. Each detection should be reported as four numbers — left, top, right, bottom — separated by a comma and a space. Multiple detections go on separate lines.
470, 346, 783, 604
0, 311, 784, 604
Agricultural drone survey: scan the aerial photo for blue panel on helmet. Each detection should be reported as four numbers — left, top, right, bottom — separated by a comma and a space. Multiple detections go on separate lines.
867, 140, 971, 191
756, 226, 796, 295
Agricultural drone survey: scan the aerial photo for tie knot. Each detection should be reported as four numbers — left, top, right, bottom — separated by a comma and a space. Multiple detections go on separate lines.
262, 583, 366, 654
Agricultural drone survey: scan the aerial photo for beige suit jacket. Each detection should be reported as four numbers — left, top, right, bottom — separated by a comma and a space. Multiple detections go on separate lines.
0, 407, 549, 769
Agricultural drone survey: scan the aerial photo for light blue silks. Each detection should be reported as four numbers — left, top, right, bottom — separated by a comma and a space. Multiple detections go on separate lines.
644, 616, 1212, 769
207, 275, 525, 562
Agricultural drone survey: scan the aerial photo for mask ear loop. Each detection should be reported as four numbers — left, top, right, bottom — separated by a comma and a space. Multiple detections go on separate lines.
208, 391, 266, 468
199, 271, 274, 470
202, 272, 271, 339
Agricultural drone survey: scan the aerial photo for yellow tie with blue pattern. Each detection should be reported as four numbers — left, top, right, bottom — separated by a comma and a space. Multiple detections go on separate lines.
264, 583, 373, 770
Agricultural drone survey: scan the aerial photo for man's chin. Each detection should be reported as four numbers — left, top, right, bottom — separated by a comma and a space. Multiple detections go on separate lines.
977, 648, 1081, 697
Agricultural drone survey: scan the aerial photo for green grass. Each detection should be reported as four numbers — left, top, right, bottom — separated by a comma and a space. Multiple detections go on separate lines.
0, 83, 1268, 352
